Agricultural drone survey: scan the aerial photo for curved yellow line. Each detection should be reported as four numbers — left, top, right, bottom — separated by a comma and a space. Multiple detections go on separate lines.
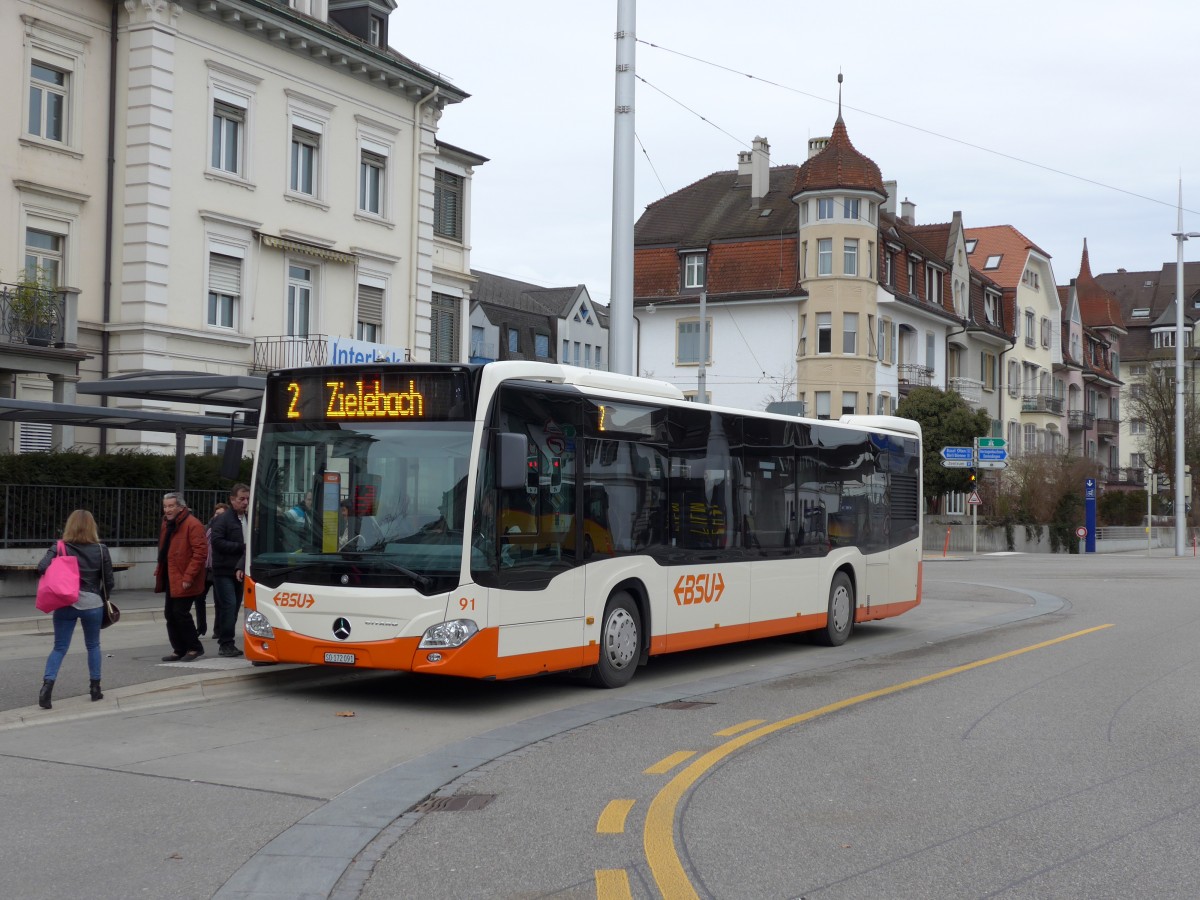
643, 624, 1114, 898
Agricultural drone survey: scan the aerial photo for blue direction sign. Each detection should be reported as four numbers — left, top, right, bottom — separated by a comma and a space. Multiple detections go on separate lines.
940, 446, 973, 461
978, 448, 1008, 462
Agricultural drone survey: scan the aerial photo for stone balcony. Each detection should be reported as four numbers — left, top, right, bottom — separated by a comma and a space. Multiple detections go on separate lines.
948, 376, 983, 406
1021, 393, 1064, 415
1067, 409, 1095, 430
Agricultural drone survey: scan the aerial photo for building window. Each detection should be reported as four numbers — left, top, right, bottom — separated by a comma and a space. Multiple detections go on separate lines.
843, 239, 858, 276
25, 228, 63, 287
842, 312, 857, 354
877, 318, 888, 363
984, 293, 999, 325
841, 392, 856, 416
290, 127, 319, 196
573, 341, 581, 366
359, 151, 386, 216
28, 62, 67, 142
925, 266, 943, 305
817, 239, 832, 276
356, 282, 384, 342
676, 319, 712, 365
434, 169, 462, 239
584, 344, 592, 367
368, 14, 384, 46
981, 351, 996, 390
907, 258, 916, 294
207, 253, 241, 329
984, 254, 1002, 270
817, 198, 834, 219
1130, 418, 1146, 435
1024, 310, 1036, 346
430, 293, 460, 362
682, 253, 706, 290
212, 101, 245, 175
562, 339, 569, 363
535, 334, 549, 358
815, 391, 831, 420
844, 198, 860, 220
507, 327, 519, 353
1007, 359, 1019, 397
286, 264, 312, 337
817, 312, 832, 354
1040, 317, 1051, 348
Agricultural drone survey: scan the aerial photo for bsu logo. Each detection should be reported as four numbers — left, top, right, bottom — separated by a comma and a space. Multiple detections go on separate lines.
674, 572, 725, 605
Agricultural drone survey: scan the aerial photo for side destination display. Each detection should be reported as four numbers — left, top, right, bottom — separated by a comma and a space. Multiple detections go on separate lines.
264, 369, 474, 424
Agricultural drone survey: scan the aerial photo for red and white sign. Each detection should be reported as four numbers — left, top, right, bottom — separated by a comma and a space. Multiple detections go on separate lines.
967, 491, 982, 506
1075, 526, 1087, 538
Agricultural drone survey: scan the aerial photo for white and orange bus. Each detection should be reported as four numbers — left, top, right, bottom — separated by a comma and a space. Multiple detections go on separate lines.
243, 361, 922, 687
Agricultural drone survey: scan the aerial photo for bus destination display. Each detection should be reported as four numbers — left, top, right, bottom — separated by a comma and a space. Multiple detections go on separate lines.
265, 371, 472, 423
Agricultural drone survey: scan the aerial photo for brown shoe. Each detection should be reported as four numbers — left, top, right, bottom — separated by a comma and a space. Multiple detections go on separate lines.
161, 653, 183, 662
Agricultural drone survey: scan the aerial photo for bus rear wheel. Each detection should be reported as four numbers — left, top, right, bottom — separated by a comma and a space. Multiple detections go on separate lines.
816, 571, 855, 647
590, 592, 641, 688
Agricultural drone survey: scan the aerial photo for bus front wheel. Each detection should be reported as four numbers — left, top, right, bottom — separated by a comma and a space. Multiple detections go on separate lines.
816, 571, 855, 647
590, 592, 641, 688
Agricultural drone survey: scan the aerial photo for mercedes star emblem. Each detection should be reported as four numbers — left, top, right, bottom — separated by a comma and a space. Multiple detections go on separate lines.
333, 618, 351, 640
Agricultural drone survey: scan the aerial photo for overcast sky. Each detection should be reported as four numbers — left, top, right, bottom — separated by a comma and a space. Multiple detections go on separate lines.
398, 1, 1200, 305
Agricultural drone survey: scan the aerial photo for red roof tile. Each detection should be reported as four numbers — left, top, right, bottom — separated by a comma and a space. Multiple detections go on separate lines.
1072, 240, 1125, 329
793, 116, 886, 197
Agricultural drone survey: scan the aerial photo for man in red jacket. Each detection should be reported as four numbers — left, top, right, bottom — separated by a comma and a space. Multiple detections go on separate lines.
156, 492, 209, 662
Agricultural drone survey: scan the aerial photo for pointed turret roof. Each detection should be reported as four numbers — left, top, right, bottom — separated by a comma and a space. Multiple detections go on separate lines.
1074, 239, 1125, 329
792, 116, 886, 197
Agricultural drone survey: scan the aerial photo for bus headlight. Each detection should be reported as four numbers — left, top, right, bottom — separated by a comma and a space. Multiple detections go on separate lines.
420, 619, 479, 649
245, 610, 275, 639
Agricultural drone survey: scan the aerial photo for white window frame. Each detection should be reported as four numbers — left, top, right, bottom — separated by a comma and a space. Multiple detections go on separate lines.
682, 252, 707, 290
815, 391, 831, 420
817, 312, 832, 355
21, 19, 88, 154
286, 261, 316, 338
284, 94, 333, 203
355, 118, 398, 223
842, 312, 857, 355
675, 317, 712, 366
206, 250, 242, 330
817, 198, 834, 220
207, 64, 259, 185
841, 391, 857, 416
817, 239, 832, 276
843, 239, 858, 276
356, 276, 386, 343
844, 198, 860, 220
360, 151, 387, 218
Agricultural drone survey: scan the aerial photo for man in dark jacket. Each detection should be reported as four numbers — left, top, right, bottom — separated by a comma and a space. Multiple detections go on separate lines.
210, 482, 249, 657
156, 492, 208, 662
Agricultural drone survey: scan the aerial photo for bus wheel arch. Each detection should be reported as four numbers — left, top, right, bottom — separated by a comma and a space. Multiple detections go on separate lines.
589, 585, 645, 688
816, 566, 856, 647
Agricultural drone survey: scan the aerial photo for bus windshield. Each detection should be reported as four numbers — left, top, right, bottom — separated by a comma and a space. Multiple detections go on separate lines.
250, 420, 475, 594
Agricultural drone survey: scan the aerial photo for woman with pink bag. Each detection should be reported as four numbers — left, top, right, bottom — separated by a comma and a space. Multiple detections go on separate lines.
36, 509, 115, 709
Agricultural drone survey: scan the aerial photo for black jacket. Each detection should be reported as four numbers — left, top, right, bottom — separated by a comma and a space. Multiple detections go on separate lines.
37, 541, 115, 597
209, 507, 246, 576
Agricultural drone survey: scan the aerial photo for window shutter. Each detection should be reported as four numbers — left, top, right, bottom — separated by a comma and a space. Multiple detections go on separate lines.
357, 284, 384, 325
430, 292, 460, 362
209, 253, 242, 296
19, 422, 52, 453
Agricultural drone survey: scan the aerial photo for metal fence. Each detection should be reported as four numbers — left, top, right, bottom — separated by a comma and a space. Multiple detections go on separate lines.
0, 485, 228, 548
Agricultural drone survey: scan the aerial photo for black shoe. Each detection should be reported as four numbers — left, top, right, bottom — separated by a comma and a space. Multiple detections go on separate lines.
197, 629, 207, 637
161, 653, 183, 662
38, 679, 53, 710
181, 650, 204, 662
218, 645, 244, 658
90, 680, 103, 702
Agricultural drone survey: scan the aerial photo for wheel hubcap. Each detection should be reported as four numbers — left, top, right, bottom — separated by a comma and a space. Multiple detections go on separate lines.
831, 586, 851, 632
604, 608, 637, 669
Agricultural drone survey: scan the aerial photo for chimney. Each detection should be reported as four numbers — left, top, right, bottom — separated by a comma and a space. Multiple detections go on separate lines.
807, 136, 829, 159
882, 180, 897, 216
751, 136, 770, 202
737, 150, 753, 180
901, 198, 916, 225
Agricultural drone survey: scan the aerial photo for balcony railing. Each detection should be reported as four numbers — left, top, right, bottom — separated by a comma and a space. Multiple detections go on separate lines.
1021, 394, 1064, 415
252, 334, 330, 372
948, 376, 985, 405
1067, 409, 1095, 430
898, 364, 933, 389
1, 281, 67, 348
1096, 417, 1119, 437
1104, 467, 1145, 485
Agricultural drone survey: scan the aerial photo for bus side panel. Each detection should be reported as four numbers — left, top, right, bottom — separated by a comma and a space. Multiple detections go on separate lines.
663, 563, 750, 652
493, 568, 586, 665
860, 545, 921, 622
749, 555, 825, 626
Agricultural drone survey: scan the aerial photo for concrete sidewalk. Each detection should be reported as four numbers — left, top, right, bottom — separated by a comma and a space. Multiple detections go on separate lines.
1, 587, 168, 636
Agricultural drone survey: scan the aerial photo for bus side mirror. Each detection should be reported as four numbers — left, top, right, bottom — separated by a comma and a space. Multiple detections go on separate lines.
496, 432, 528, 491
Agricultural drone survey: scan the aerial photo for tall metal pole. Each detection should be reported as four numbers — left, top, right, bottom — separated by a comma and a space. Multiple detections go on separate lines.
609, 0, 636, 375
698, 289, 707, 402
1175, 183, 1187, 555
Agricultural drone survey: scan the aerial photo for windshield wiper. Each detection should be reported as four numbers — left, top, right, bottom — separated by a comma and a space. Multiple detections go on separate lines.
340, 552, 433, 589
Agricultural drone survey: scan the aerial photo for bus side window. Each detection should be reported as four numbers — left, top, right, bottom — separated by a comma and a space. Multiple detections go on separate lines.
582, 439, 667, 557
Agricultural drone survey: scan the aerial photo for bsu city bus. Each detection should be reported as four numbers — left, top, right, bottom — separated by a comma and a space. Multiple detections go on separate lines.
242, 361, 923, 687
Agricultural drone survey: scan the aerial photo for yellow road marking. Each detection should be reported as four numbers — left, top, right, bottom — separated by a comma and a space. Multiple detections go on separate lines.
597, 799, 636, 834
595, 868, 633, 899
643, 624, 1114, 899
714, 719, 766, 737
644, 750, 696, 775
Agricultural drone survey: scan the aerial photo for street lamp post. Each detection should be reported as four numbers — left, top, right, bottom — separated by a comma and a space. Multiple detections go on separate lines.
1170, 189, 1200, 554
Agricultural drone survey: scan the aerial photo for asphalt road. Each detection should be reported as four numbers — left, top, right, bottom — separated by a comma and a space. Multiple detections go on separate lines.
1, 552, 1196, 899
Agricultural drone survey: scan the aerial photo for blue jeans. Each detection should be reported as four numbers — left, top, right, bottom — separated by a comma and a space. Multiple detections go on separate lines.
44, 605, 103, 682
212, 574, 242, 648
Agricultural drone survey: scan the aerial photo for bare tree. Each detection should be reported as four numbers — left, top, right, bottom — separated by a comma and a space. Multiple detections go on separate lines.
759, 367, 796, 409
1125, 365, 1200, 520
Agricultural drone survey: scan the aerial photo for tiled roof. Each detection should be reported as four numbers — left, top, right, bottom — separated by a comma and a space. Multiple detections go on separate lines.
470, 270, 589, 319
906, 222, 953, 263
963, 224, 1050, 288
634, 166, 801, 246
1072, 240, 1124, 329
792, 116, 886, 196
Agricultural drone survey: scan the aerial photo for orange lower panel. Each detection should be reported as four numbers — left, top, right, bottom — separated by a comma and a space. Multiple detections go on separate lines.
857, 598, 920, 623
244, 628, 422, 669
649, 612, 828, 655
244, 625, 596, 681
